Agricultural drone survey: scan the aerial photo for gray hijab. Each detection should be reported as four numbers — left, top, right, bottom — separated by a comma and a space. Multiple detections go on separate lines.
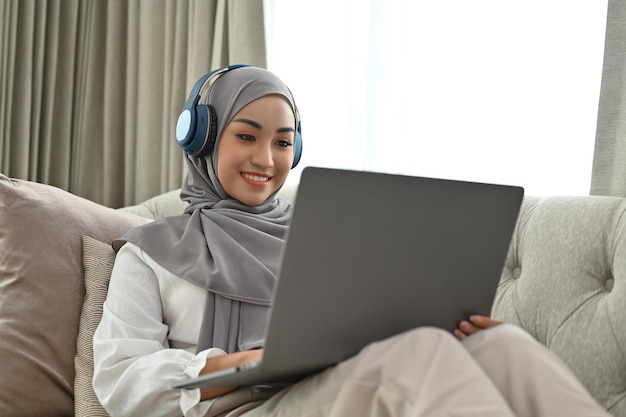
113, 67, 298, 353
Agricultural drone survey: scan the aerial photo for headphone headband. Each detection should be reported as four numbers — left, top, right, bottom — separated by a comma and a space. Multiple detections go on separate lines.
188, 64, 249, 102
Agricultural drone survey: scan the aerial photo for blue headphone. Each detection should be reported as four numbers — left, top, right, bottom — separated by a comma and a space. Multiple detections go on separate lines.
175, 64, 302, 168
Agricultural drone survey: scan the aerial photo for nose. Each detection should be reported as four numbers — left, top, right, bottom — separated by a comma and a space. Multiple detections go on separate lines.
250, 141, 274, 168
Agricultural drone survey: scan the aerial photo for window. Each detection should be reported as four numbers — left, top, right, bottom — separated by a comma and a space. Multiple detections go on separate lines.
267, 0, 608, 196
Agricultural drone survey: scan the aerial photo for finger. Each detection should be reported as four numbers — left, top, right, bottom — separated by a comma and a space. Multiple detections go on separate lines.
458, 320, 482, 336
469, 315, 502, 329
453, 328, 467, 341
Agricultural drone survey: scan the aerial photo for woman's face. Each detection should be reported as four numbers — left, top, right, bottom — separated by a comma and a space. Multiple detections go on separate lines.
216, 94, 296, 206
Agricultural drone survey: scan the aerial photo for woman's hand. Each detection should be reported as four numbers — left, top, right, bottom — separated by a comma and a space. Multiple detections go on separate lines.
453, 315, 502, 341
199, 349, 264, 400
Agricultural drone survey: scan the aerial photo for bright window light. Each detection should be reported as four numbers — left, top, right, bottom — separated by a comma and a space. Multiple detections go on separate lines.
267, 0, 608, 196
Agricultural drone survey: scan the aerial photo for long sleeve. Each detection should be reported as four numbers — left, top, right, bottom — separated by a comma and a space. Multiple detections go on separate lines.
93, 243, 224, 417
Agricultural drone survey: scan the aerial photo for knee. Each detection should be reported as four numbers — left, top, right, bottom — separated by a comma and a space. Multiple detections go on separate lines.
386, 326, 458, 350
462, 323, 539, 356
484, 323, 535, 345
361, 326, 459, 362
403, 326, 454, 341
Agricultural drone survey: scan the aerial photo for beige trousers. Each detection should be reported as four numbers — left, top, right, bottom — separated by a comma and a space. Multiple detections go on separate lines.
238, 325, 609, 417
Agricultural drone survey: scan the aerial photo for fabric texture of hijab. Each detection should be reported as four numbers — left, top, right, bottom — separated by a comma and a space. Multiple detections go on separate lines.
113, 66, 298, 353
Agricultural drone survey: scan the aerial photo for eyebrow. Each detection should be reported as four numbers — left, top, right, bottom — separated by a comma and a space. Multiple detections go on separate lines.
232, 118, 295, 134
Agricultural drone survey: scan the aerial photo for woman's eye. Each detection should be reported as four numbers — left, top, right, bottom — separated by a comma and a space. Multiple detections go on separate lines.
276, 140, 293, 148
237, 134, 255, 142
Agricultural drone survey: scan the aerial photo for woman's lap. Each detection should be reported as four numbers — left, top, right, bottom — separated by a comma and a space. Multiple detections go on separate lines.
244, 327, 515, 417
241, 324, 610, 417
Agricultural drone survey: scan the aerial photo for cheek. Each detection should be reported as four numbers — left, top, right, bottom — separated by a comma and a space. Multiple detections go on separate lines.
276, 151, 294, 173
215, 153, 235, 185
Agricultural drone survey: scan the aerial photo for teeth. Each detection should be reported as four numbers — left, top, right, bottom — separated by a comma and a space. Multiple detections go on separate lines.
242, 173, 269, 182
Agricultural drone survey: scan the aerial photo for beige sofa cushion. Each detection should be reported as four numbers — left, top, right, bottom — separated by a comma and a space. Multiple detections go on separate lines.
0, 175, 148, 417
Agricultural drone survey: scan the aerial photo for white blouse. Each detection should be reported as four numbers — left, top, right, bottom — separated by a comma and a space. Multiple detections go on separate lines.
93, 242, 226, 417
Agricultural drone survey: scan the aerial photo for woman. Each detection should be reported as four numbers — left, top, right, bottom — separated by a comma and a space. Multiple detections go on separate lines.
93, 66, 610, 417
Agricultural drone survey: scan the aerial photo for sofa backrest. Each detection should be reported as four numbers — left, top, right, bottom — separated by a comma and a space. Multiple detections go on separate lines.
118, 184, 299, 219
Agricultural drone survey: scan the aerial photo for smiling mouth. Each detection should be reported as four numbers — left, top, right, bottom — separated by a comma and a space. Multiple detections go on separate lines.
241, 172, 272, 183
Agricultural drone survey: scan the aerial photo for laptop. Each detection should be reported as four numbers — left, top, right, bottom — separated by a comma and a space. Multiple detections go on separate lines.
174, 166, 524, 390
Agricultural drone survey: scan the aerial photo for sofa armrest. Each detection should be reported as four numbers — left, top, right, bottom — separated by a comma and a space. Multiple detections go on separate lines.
493, 195, 626, 415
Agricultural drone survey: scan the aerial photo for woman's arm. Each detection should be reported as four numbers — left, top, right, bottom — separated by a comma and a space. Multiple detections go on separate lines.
93, 243, 234, 417
199, 349, 264, 400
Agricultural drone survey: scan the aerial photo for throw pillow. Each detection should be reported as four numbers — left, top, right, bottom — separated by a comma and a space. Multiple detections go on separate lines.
0, 174, 148, 417
74, 236, 115, 417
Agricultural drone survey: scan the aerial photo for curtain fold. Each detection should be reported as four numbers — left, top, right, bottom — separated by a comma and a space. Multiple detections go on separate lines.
0, 0, 267, 207
591, 0, 626, 197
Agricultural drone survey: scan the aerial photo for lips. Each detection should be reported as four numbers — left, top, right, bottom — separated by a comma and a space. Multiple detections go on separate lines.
241, 173, 270, 182
241, 172, 272, 187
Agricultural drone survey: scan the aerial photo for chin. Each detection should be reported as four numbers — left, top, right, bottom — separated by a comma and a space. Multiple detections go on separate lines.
238, 193, 274, 207
230, 181, 282, 206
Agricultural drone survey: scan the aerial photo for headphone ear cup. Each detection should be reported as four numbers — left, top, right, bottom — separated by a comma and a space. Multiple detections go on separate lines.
291, 122, 303, 169
195, 104, 218, 157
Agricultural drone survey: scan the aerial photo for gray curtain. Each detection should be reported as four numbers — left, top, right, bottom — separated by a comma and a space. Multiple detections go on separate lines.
0, 0, 267, 207
591, 0, 626, 197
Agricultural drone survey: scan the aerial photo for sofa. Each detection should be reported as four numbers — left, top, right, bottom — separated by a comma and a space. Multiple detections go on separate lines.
0, 172, 623, 417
